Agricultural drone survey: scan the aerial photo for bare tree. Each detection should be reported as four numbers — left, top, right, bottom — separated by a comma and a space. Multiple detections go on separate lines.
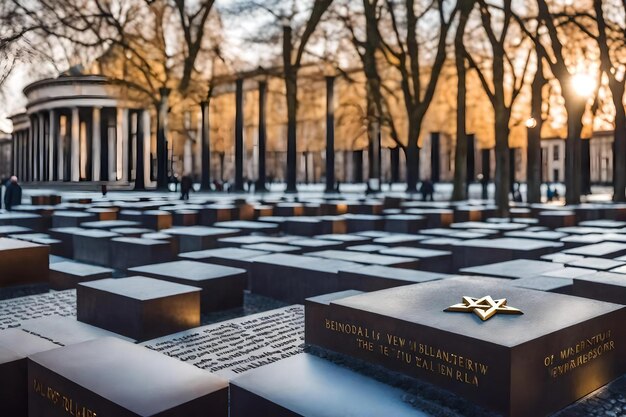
451, 0, 475, 201
465, 0, 531, 216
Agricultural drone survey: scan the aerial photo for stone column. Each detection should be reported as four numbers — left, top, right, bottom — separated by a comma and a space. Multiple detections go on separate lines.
37, 113, 45, 181
234, 78, 244, 191
134, 110, 146, 190
92, 107, 101, 181
142, 109, 151, 188
117, 108, 129, 182
325, 76, 335, 193
108, 111, 116, 181
57, 112, 65, 181
466, 133, 475, 184
49, 109, 57, 181
71, 107, 80, 182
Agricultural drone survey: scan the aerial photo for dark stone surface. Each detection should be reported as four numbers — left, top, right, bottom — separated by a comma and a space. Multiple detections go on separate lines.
109, 237, 174, 270
460, 260, 564, 280
242, 243, 302, 254
214, 220, 279, 234
566, 257, 626, 271
573, 272, 626, 304
508, 276, 573, 294
379, 247, 453, 273
249, 254, 360, 303
307, 249, 420, 268
0, 238, 49, 288
338, 265, 449, 292
28, 337, 228, 417
20, 316, 134, 345
72, 229, 120, 267
373, 234, 430, 247
0, 329, 60, 417
163, 226, 241, 252
384, 214, 427, 234
564, 242, 626, 259
0, 225, 33, 237
77, 277, 201, 341
80, 220, 141, 230
142, 305, 304, 379
306, 276, 626, 417
49, 261, 113, 290
451, 238, 563, 269
48, 227, 85, 258
230, 353, 429, 417
130, 261, 247, 312
51, 211, 97, 229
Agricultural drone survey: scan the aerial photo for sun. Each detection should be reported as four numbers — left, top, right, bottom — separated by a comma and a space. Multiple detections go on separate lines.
571, 73, 597, 98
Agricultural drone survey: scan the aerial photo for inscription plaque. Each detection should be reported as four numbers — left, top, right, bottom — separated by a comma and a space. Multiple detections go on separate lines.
305, 276, 626, 417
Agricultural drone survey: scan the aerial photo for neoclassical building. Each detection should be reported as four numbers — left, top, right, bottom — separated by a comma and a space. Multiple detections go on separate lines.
10, 75, 152, 188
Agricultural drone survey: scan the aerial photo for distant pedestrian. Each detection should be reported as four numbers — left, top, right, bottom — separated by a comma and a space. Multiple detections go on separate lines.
512, 182, 523, 203
101, 184, 108, 198
546, 184, 555, 202
420, 179, 435, 202
180, 174, 193, 201
4, 176, 22, 211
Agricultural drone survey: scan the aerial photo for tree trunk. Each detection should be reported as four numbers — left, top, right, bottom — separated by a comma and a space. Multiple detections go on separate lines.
563, 96, 585, 205
452, 1, 472, 201
494, 108, 510, 217
527, 58, 545, 204
405, 120, 420, 192
156, 88, 170, 190
613, 83, 626, 202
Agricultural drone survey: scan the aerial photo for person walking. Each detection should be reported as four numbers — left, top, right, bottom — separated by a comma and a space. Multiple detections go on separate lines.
180, 173, 193, 201
420, 178, 435, 202
4, 176, 22, 211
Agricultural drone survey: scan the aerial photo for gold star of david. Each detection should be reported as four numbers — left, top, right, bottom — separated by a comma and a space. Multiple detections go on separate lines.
444, 296, 523, 321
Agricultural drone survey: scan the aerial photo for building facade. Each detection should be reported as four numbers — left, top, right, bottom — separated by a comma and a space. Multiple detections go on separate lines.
10, 75, 151, 188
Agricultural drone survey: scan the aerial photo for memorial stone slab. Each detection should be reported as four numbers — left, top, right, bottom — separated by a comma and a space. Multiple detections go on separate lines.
179, 247, 268, 271
0, 328, 60, 417
538, 210, 577, 229
573, 272, 626, 304
118, 210, 144, 223
451, 238, 563, 269
566, 257, 626, 271
28, 337, 228, 417
283, 217, 323, 236
342, 214, 385, 233
0, 225, 32, 237
142, 305, 304, 378
141, 210, 173, 230
249, 254, 360, 303
509, 276, 573, 294
504, 230, 568, 241
130, 261, 247, 312
286, 238, 344, 252
214, 220, 279, 234
373, 234, 429, 247
173, 209, 199, 226
564, 242, 626, 258
461, 259, 564, 279
580, 220, 626, 228
80, 220, 140, 230
338, 265, 448, 291
541, 253, 585, 264
0, 212, 44, 231
0, 238, 49, 287
383, 214, 426, 234
163, 226, 241, 252
77, 276, 201, 341
404, 208, 454, 228
242, 243, 302, 254
110, 237, 175, 270
142, 232, 180, 255
51, 211, 98, 229
354, 230, 391, 238
20, 316, 134, 345
85, 207, 118, 221
541, 267, 595, 279
230, 353, 444, 417
306, 276, 626, 417
49, 261, 114, 290
317, 216, 348, 234
346, 244, 389, 253
307, 249, 420, 268
379, 247, 452, 273
72, 230, 120, 267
